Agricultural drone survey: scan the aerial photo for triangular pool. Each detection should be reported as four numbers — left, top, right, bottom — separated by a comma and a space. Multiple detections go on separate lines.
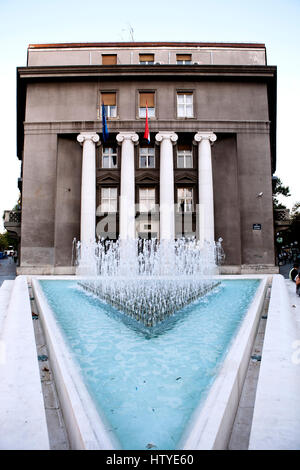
39, 278, 260, 450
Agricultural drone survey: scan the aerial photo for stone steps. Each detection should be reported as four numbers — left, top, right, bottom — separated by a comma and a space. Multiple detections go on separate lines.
0, 277, 50, 450
0, 280, 14, 336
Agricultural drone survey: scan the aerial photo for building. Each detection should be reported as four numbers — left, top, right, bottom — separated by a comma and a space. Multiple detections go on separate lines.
16, 42, 277, 274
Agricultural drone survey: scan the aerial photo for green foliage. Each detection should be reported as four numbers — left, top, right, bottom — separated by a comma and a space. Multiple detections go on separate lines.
290, 202, 300, 244
0, 231, 18, 251
275, 201, 300, 247
0, 232, 9, 251
291, 202, 300, 216
272, 177, 291, 210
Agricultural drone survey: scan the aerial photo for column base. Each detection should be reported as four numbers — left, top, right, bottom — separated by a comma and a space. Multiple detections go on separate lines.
16, 266, 76, 276
241, 264, 279, 274
219, 264, 279, 275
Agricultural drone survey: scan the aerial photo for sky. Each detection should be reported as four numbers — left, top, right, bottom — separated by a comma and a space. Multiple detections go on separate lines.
0, 0, 299, 231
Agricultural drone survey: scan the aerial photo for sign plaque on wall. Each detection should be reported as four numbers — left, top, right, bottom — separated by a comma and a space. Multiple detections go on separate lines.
253, 223, 262, 231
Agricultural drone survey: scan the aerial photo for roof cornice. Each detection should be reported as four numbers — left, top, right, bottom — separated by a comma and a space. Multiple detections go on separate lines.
17, 64, 276, 80
28, 41, 266, 50
16, 64, 277, 171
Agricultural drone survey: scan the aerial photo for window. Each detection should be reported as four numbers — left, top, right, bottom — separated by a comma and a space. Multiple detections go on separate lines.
176, 54, 192, 64
139, 92, 155, 118
102, 54, 117, 65
101, 92, 117, 118
102, 147, 117, 168
139, 54, 154, 64
177, 188, 193, 212
139, 188, 156, 212
177, 146, 193, 168
139, 147, 155, 168
100, 187, 117, 213
177, 92, 193, 118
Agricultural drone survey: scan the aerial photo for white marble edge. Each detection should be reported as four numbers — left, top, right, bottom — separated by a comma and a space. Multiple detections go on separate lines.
249, 274, 300, 450
32, 277, 120, 450
0, 276, 50, 450
179, 275, 269, 449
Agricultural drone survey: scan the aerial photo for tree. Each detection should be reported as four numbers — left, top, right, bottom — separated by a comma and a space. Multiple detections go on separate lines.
0, 231, 18, 251
0, 233, 8, 251
291, 202, 300, 215
289, 202, 300, 244
272, 176, 291, 209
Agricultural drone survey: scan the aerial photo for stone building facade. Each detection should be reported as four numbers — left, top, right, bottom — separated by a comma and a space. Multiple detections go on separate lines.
16, 42, 277, 274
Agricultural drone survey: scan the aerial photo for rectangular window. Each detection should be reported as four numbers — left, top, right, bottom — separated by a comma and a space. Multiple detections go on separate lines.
102, 54, 117, 65
101, 92, 117, 118
139, 54, 154, 64
176, 54, 192, 64
139, 188, 156, 212
177, 92, 193, 118
177, 188, 193, 212
100, 187, 118, 213
139, 147, 155, 168
139, 92, 155, 118
102, 147, 117, 169
177, 145, 193, 168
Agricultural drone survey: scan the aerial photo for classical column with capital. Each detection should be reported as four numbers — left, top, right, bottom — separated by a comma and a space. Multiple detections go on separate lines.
155, 131, 178, 240
116, 132, 139, 241
194, 132, 217, 246
77, 132, 100, 244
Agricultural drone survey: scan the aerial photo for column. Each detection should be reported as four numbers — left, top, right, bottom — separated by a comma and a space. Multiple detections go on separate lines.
77, 132, 100, 244
155, 131, 178, 240
194, 131, 217, 246
116, 132, 139, 240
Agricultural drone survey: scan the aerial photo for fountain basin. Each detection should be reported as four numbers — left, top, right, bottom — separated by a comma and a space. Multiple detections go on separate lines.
32, 275, 268, 450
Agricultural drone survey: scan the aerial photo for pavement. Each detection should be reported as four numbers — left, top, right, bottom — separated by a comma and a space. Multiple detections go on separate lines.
229, 264, 300, 449
279, 262, 294, 279
279, 261, 300, 303
283, 265, 300, 313
0, 257, 16, 287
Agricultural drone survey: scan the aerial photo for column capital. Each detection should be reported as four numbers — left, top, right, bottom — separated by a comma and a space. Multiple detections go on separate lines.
155, 131, 178, 145
193, 132, 217, 145
116, 132, 139, 145
77, 132, 100, 145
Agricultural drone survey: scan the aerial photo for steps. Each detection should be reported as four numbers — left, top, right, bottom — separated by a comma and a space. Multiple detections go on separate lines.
0, 280, 14, 336
0, 277, 50, 450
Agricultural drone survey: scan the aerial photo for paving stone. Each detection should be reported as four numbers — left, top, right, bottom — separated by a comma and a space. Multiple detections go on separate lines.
45, 409, 69, 450
43, 382, 60, 410
0, 258, 16, 287
228, 281, 270, 450
30, 308, 70, 450
228, 421, 251, 450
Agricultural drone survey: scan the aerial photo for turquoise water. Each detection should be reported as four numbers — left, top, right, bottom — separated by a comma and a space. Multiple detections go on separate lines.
39, 279, 260, 450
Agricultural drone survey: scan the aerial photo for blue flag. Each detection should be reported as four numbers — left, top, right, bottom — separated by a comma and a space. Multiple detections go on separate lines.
102, 103, 109, 142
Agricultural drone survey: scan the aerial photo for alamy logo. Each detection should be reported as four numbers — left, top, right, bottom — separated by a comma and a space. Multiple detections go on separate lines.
291, 340, 300, 365
0, 340, 6, 365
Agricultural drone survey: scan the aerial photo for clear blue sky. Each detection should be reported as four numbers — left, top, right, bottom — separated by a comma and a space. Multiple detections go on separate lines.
0, 0, 299, 230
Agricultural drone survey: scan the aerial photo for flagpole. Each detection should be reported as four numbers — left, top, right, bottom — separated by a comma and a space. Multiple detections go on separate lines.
144, 101, 150, 143
102, 102, 109, 143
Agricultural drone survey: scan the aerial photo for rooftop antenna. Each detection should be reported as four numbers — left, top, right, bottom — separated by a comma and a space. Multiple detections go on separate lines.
118, 24, 135, 42
128, 23, 134, 42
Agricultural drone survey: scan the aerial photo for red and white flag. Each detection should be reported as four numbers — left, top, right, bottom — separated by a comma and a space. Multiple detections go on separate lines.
144, 102, 150, 143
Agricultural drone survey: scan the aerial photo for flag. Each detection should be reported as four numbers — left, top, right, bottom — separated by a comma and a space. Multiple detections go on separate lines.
102, 103, 109, 142
144, 102, 150, 143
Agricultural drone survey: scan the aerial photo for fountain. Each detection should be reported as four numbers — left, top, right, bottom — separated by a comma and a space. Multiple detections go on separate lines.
35, 236, 266, 451
75, 237, 225, 328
